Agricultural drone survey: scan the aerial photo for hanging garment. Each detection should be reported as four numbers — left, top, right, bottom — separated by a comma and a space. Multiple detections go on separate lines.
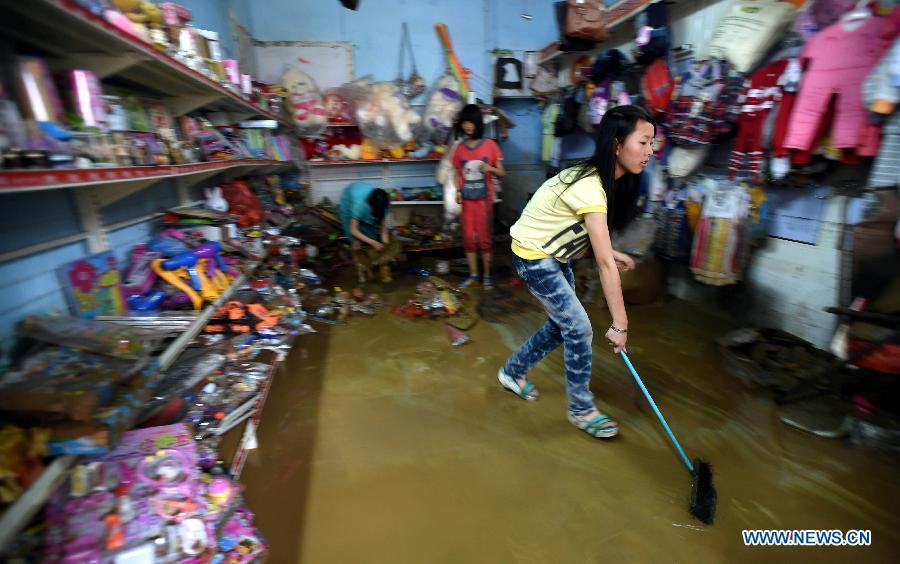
664, 60, 744, 146
653, 191, 693, 262
730, 59, 788, 182
865, 38, 900, 187
495, 57, 523, 90
542, 102, 560, 162
783, 16, 893, 156
690, 179, 752, 286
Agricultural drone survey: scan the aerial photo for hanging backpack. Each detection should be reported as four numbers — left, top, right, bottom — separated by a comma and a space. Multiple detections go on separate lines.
566, 0, 609, 43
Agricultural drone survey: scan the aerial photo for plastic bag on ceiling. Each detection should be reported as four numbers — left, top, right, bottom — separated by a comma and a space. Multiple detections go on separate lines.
282, 66, 327, 137
417, 73, 464, 146
353, 81, 422, 147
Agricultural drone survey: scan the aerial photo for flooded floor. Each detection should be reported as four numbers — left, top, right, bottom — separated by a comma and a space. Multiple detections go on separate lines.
235, 275, 899, 563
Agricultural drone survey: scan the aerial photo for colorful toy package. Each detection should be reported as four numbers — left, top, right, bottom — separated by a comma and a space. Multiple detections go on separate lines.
43, 424, 218, 563
60, 251, 127, 318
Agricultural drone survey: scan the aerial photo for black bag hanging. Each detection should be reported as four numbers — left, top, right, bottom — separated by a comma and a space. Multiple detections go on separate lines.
554, 1, 595, 52
395, 22, 426, 99
554, 94, 581, 137
495, 57, 523, 90
634, 1, 672, 66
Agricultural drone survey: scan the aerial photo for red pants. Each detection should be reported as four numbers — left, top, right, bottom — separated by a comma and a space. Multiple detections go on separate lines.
461, 198, 492, 253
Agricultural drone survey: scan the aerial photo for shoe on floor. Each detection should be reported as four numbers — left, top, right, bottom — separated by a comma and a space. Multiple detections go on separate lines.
568, 412, 618, 438
498, 367, 539, 401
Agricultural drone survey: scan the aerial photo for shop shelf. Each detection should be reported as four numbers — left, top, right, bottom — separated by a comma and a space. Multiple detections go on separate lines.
0, 160, 293, 194
157, 265, 259, 372
390, 200, 443, 206
390, 199, 502, 206
0, 0, 289, 126
307, 157, 442, 166
0, 259, 261, 552
227, 340, 292, 479
0, 456, 77, 552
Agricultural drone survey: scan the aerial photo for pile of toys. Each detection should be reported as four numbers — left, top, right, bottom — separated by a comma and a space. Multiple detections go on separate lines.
41, 423, 266, 563
0, 317, 166, 456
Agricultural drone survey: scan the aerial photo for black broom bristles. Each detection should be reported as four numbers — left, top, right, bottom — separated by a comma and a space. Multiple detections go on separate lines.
690, 458, 717, 524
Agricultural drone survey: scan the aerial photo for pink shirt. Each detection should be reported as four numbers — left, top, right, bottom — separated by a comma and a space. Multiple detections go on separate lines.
451, 139, 502, 201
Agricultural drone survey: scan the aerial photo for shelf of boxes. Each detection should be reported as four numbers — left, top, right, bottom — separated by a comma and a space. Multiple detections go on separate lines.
0, 0, 288, 125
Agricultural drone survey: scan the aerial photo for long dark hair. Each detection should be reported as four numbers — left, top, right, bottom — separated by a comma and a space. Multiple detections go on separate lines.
561, 105, 655, 232
367, 188, 389, 223
455, 104, 484, 140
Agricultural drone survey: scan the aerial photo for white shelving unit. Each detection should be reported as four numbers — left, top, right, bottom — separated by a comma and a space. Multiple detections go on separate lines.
306, 159, 440, 207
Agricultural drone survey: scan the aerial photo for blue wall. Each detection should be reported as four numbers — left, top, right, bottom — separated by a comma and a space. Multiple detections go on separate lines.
234, 0, 558, 103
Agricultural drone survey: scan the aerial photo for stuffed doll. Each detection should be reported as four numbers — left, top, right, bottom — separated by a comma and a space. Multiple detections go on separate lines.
282, 66, 327, 136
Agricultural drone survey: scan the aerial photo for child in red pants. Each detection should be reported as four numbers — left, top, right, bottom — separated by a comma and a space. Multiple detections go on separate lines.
451, 104, 505, 290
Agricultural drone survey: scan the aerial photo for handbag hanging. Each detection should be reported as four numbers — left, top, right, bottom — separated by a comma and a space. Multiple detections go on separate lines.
554, 1, 596, 52
395, 22, 426, 99
566, 0, 609, 43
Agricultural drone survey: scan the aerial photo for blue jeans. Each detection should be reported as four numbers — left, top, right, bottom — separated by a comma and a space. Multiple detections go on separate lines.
503, 255, 595, 416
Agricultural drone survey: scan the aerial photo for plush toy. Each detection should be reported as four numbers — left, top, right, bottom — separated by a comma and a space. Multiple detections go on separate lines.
325, 144, 360, 160
419, 73, 464, 145
354, 82, 421, 147
359, 138, 381, 160
282, 67, 327, 136
204, 186, 228, 212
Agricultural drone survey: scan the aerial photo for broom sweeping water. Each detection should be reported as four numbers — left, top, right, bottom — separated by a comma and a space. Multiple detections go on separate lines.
620, 351, 717, 524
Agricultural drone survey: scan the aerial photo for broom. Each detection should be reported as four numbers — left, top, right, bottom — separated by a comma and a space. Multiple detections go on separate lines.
620, 352, 717, 524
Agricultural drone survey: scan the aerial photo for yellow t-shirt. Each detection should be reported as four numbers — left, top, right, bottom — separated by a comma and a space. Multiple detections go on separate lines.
511, 169, 607, 262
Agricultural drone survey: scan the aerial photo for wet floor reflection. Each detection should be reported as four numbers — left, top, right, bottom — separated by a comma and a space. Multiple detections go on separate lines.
236, 277, 899, 563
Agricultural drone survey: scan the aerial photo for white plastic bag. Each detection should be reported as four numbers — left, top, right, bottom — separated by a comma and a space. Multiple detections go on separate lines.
354, 81, 421, 147
418, 73, 464, 146
437, 140, 461, 223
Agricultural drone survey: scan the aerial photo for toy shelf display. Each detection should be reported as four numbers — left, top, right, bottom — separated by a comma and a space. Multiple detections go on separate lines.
0, 169, 367, 559
0, 160, 294, 194
0, 0, 301, 183
1, 0, 287, 125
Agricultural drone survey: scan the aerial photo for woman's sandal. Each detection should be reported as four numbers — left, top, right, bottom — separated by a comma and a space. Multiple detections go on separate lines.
498, 368, 539, 401
568, 412, 619, 438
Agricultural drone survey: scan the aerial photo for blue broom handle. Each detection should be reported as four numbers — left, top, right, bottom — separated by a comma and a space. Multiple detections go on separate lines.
620, 351, 694, 473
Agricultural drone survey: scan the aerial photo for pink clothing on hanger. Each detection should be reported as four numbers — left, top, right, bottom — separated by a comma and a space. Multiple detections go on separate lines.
783, 16, 892, 155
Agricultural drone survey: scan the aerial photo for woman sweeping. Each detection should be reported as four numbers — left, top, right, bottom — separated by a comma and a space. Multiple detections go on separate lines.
498, 105, 655, 439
